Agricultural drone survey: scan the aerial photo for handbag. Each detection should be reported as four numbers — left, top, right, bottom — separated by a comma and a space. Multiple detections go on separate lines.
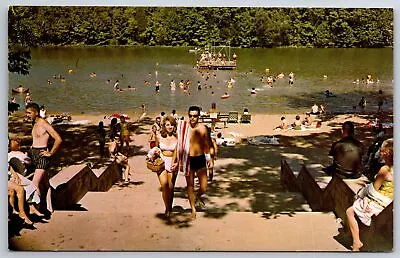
146, 157, 165, 173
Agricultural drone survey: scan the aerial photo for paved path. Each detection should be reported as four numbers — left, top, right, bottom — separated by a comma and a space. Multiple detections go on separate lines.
9, 129, 349, 251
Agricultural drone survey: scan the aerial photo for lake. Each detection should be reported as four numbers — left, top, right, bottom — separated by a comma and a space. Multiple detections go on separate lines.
9, 46, 393, 116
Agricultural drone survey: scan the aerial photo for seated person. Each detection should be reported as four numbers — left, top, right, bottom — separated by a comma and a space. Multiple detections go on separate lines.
319, 104, 326, 113
275, 116, 289, 130
292, 115, 302, 130
363, 124, 387, 180
8, 165, 43, 225
8, 138, 32, 177
346, 138, 393, 251
215, 132, 226, 146
311, 104, 320, 115
324, 121, 364, 179
108, 138, 131, 183
302, 113, 313, 127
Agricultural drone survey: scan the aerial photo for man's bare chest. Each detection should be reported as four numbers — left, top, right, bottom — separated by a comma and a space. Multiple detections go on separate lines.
32, 123, 48, 138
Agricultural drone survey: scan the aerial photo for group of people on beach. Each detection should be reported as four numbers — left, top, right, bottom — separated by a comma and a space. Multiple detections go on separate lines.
275, 106, 324, 131
8, 103, 63, 225
321, 120, 393, 251
99, 105, 216, 220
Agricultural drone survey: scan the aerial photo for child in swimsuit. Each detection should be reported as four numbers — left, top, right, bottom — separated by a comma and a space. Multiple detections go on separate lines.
149, 125, 158, 149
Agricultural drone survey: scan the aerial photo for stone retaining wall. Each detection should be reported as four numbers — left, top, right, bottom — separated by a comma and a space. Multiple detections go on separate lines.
49, 162, 122, 210
280, 159, 393, 251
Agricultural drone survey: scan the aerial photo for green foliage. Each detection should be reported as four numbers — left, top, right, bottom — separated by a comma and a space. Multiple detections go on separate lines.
8, 6, 393, 48
8, 6, 393, 74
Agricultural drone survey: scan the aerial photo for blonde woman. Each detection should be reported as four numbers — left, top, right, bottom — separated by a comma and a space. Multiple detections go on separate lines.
156, 115, 178, 217
346, 138, 393, 251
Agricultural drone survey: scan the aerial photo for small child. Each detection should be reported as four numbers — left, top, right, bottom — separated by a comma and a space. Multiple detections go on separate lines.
292, 115, 302, 130
302, 113, 313, 127
109, 138, 131, 184
149, 125, 158, 149
276, 116, 288, 130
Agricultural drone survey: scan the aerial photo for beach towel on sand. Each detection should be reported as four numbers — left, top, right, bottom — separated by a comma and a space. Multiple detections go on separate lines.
353, 183, 392, 226
177, 120, 191, 176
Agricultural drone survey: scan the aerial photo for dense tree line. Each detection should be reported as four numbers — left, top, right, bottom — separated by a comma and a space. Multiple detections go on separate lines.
8, 6, 393, 74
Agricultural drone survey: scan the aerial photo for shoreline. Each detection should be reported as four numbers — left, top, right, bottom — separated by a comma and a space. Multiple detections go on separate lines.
9, 110, 392, 145
53, 111, 391, 138
8, 108, 392, 180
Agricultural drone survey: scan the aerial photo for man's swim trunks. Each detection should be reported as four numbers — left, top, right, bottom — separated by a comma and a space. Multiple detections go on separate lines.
30, 147, 51, 170
189, 154, 206, 171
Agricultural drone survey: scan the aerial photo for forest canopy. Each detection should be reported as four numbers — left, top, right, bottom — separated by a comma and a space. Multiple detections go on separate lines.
8, 6, 393, 74
9, 6, 393, 48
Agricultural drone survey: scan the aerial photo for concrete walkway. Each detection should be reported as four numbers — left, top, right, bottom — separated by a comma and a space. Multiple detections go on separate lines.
9, 129, 350, 251
9, 154, 348, 251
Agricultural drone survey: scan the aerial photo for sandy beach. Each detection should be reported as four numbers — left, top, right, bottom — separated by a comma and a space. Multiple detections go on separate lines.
8, 109, 393, 251
8, 108, 394, 250
8, 108, 393, 178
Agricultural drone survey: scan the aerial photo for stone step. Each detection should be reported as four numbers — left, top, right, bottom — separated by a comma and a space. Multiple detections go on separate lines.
78, 187, 311, 214
10, 210, 347, 251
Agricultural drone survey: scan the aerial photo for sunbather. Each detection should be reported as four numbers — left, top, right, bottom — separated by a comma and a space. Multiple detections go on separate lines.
8, 166, 43, 225
275, 116, 289, 130
346, 138, 393, 251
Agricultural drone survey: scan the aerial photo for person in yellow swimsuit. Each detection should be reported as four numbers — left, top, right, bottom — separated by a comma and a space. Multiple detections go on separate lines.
119, 116, 130, 150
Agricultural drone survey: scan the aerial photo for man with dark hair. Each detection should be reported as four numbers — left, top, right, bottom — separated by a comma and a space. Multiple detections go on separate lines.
324, 121, 364, 179
175, 105, 214, 219
25, 102, 62, 214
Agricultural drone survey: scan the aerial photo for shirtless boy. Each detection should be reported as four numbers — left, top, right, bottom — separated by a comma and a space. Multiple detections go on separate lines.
25, 103, 62, 213
185, 106, 214, 219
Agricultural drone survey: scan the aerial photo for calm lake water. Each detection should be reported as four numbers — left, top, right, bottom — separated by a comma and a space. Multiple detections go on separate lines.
9, 47, 393, 116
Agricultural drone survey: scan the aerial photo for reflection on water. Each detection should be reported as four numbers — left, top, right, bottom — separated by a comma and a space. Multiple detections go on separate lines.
9, 47, 393, 115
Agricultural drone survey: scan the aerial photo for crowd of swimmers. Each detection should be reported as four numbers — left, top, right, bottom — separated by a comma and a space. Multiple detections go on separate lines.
259, 71, 295, 87
355, 90, 387, 113
353, 74, 379, 85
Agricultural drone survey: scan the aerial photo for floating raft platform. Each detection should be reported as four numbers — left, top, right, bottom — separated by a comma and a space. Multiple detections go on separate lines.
197, 60, 237, 70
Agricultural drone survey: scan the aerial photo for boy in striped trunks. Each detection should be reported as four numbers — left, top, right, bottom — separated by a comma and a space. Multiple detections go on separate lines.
25, 103, 62, 214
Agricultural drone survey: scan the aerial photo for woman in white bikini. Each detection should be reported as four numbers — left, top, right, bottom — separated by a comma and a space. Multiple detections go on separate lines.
156, 115, 178, 217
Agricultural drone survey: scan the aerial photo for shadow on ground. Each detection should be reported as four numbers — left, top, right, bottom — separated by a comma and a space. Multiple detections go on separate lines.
8, 113, 152, 177
9, 111, 393, 241
170, 113, 391, 222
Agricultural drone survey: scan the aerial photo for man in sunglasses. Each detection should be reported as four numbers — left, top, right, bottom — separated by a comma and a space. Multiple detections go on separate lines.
177, 106, 214, 219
